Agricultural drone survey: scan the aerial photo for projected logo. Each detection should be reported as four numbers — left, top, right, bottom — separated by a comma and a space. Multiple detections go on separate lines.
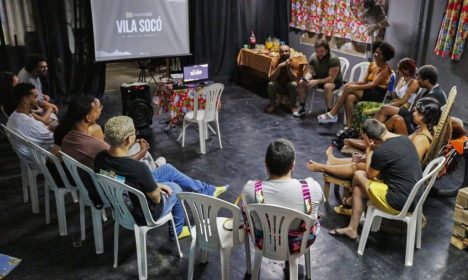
116, 11, 162, 33
183, 64, 209, 83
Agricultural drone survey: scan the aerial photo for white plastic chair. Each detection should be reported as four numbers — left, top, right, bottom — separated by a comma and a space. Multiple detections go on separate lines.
178, 83, 224, 154
335, 61, 370, 124
357, 156, 446, 266
177, 192, 251, 280
1, 124, 41, 213
245, 204, 316, 280
95, 173, 183, 280
60, 151, 111, 254
27, 141, 78, 236
305, 56, 350, 114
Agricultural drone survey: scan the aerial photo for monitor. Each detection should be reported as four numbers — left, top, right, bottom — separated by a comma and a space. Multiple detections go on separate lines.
183, 64, 209, 83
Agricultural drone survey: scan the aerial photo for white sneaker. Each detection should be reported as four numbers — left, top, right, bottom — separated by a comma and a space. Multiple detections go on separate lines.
155, 156, 166, 167
317, 112, 338, 124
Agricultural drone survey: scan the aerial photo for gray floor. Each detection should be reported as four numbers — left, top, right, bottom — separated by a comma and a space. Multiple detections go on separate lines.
1, 82, 467, 280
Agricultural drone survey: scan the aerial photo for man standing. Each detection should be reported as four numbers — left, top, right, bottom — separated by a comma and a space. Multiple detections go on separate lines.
265, 45, 307, 114
329, 119, 422, 240
295, 39, 342, 117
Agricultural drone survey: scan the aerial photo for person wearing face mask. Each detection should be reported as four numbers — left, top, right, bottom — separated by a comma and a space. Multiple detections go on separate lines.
318, 41, 395, 127
295, 39, 343, 117
265, 44, 307, 113
18, 53, 59, 129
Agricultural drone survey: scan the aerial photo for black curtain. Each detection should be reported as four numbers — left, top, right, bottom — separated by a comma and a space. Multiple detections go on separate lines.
189, 0, 289, 80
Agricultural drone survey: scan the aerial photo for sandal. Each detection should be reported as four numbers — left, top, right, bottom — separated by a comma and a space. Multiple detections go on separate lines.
317, 112, 338, 124
334, 204, 352, 216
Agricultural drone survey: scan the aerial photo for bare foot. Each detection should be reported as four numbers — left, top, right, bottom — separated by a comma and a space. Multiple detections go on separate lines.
307, 160, 325, 172
264, 104, 277, 113
329, 227, 358, 240
325, 146, 340, 164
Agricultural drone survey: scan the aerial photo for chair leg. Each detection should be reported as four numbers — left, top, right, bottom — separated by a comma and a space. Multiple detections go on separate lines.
204, 122, 209, 140
45, 185, 50, 224
181, 120, 187, 147
56, 192, 68, 236
216, 118, 222, 149
371, 216, 382, 232
305, 250, 311, 280
416, 211, 422, 249
71, 191, 78, 203
188, 238, 197, 280
91, 208, 104, 254
113, 221, 120, 268
357, 209, 375, 255
28, 170, 39, 214
220, 247, 232, 280
405, 218, 417, 266
134, 226, 148, 280
198, 122, 206, 154
288, 255, 299, 280
80, 203, 86, 241
21, 166, 28, 203
244, 237, 251, 275
252, 250, 263, 280
170, 217, 183, 258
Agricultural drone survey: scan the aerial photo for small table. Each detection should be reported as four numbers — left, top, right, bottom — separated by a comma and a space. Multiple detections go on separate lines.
153, 83, 207, 125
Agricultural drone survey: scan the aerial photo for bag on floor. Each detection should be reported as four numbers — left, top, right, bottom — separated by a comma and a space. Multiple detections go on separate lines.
332, 128, 359, 150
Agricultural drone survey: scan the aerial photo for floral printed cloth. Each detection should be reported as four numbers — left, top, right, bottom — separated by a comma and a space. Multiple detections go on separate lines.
153, 83, 207, 125
290, 0, 372, 43
0, 253, 21, 279
435, 0, 468, 60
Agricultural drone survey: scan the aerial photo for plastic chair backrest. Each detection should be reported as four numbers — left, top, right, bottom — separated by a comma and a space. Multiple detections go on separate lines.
95, 173, 155, 230
395, 156, 445, 217
421, 86, 457, 167
27, 141, 74, 190
338, 57, 350, 81
1, 124, 37, 168
177, 192, 243, 250
193, 83, 224, 122
349, 61, 370, 83
245, 204, 314, 260
60, 151, 108, 208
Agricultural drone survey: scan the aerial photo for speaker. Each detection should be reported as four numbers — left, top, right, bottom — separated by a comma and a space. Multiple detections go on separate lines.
120, 82, 153, 129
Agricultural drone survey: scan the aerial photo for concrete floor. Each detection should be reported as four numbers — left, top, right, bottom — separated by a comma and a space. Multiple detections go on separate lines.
0, 63, 467, 279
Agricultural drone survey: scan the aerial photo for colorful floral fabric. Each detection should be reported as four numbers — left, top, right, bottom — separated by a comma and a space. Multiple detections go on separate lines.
153, 84, 207, 125
290, 0, 372, 43
434, 0, 468, 61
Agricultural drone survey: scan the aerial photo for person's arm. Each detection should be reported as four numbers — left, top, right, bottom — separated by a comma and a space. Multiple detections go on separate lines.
130, 139, 150, 161
366, 147, 380, 179
40, 100, 58, 114
31, 107, 53, 126
88, 124, 105, 140
307, 66, 340, 87
389, 79, 419, 107
347, 66, 391, 91
268, 59, 289, 81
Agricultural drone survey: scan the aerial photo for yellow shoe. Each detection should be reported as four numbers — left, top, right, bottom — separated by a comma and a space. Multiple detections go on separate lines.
213, 185, 230, 198
334, 204, 352, 216
178, 226, 191, 240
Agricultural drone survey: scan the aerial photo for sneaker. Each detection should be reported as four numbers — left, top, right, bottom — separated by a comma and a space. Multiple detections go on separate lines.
155, 156, 166, 168
178, 226, 191, 240
317, 112, 338, 124
213, 185, 230, 198
292, 106, 305, 117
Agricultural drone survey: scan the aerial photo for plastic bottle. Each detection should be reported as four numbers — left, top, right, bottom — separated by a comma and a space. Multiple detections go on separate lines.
249, 31, 256, 49
265, 34, 273, 50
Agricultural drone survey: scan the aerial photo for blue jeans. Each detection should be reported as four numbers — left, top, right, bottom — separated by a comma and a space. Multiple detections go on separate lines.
151, 164, 215, 196
160, 182, 185, 236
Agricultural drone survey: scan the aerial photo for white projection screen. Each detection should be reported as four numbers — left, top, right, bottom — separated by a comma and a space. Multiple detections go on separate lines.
90, 0, 190, 62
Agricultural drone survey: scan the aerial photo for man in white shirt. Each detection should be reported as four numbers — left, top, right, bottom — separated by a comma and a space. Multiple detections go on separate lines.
242, 139, 324, 230
7, 83, 57, 166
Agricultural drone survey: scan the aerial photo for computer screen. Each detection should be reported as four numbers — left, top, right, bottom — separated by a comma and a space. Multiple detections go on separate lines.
183, 64, 209, 83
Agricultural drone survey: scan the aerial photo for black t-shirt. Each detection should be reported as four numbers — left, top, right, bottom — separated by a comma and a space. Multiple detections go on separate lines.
370, 136, 422, 211
94, 150, 163, 225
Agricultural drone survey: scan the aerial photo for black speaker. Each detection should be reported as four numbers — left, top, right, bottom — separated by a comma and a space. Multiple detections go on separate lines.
120, 82, 153, 129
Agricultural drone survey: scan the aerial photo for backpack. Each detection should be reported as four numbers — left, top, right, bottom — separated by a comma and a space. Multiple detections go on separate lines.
332, 127, 360, 150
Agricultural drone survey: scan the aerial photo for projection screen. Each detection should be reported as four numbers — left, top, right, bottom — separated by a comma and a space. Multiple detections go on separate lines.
90, 0, 190, 62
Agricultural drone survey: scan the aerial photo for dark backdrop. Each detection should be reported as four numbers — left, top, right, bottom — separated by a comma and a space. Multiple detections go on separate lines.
0, 0, 289, 98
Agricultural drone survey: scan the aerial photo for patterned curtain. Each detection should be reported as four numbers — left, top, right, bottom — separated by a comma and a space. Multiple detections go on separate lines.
290, 0, 372, 43
434, 0, 468, 61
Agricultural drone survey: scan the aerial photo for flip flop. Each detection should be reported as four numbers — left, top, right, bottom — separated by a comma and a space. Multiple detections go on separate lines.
328, 228, 358, 240
334, 204, 352, 216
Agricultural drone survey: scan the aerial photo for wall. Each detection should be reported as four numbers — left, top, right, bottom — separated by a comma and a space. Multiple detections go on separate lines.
289, 0, 467, 122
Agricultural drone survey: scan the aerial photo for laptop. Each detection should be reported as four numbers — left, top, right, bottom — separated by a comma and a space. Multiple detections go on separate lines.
183, 64, 209, 87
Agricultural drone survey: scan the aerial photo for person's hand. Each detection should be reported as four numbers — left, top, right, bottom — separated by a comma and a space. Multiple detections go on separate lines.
159, 184, 173, 196
343, 83, 355, 93
363, 134, 375, 151
136, 138, 150, 153
307, 79, 319, 88
50, 103, 58, 114
43, 94, 50, 102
